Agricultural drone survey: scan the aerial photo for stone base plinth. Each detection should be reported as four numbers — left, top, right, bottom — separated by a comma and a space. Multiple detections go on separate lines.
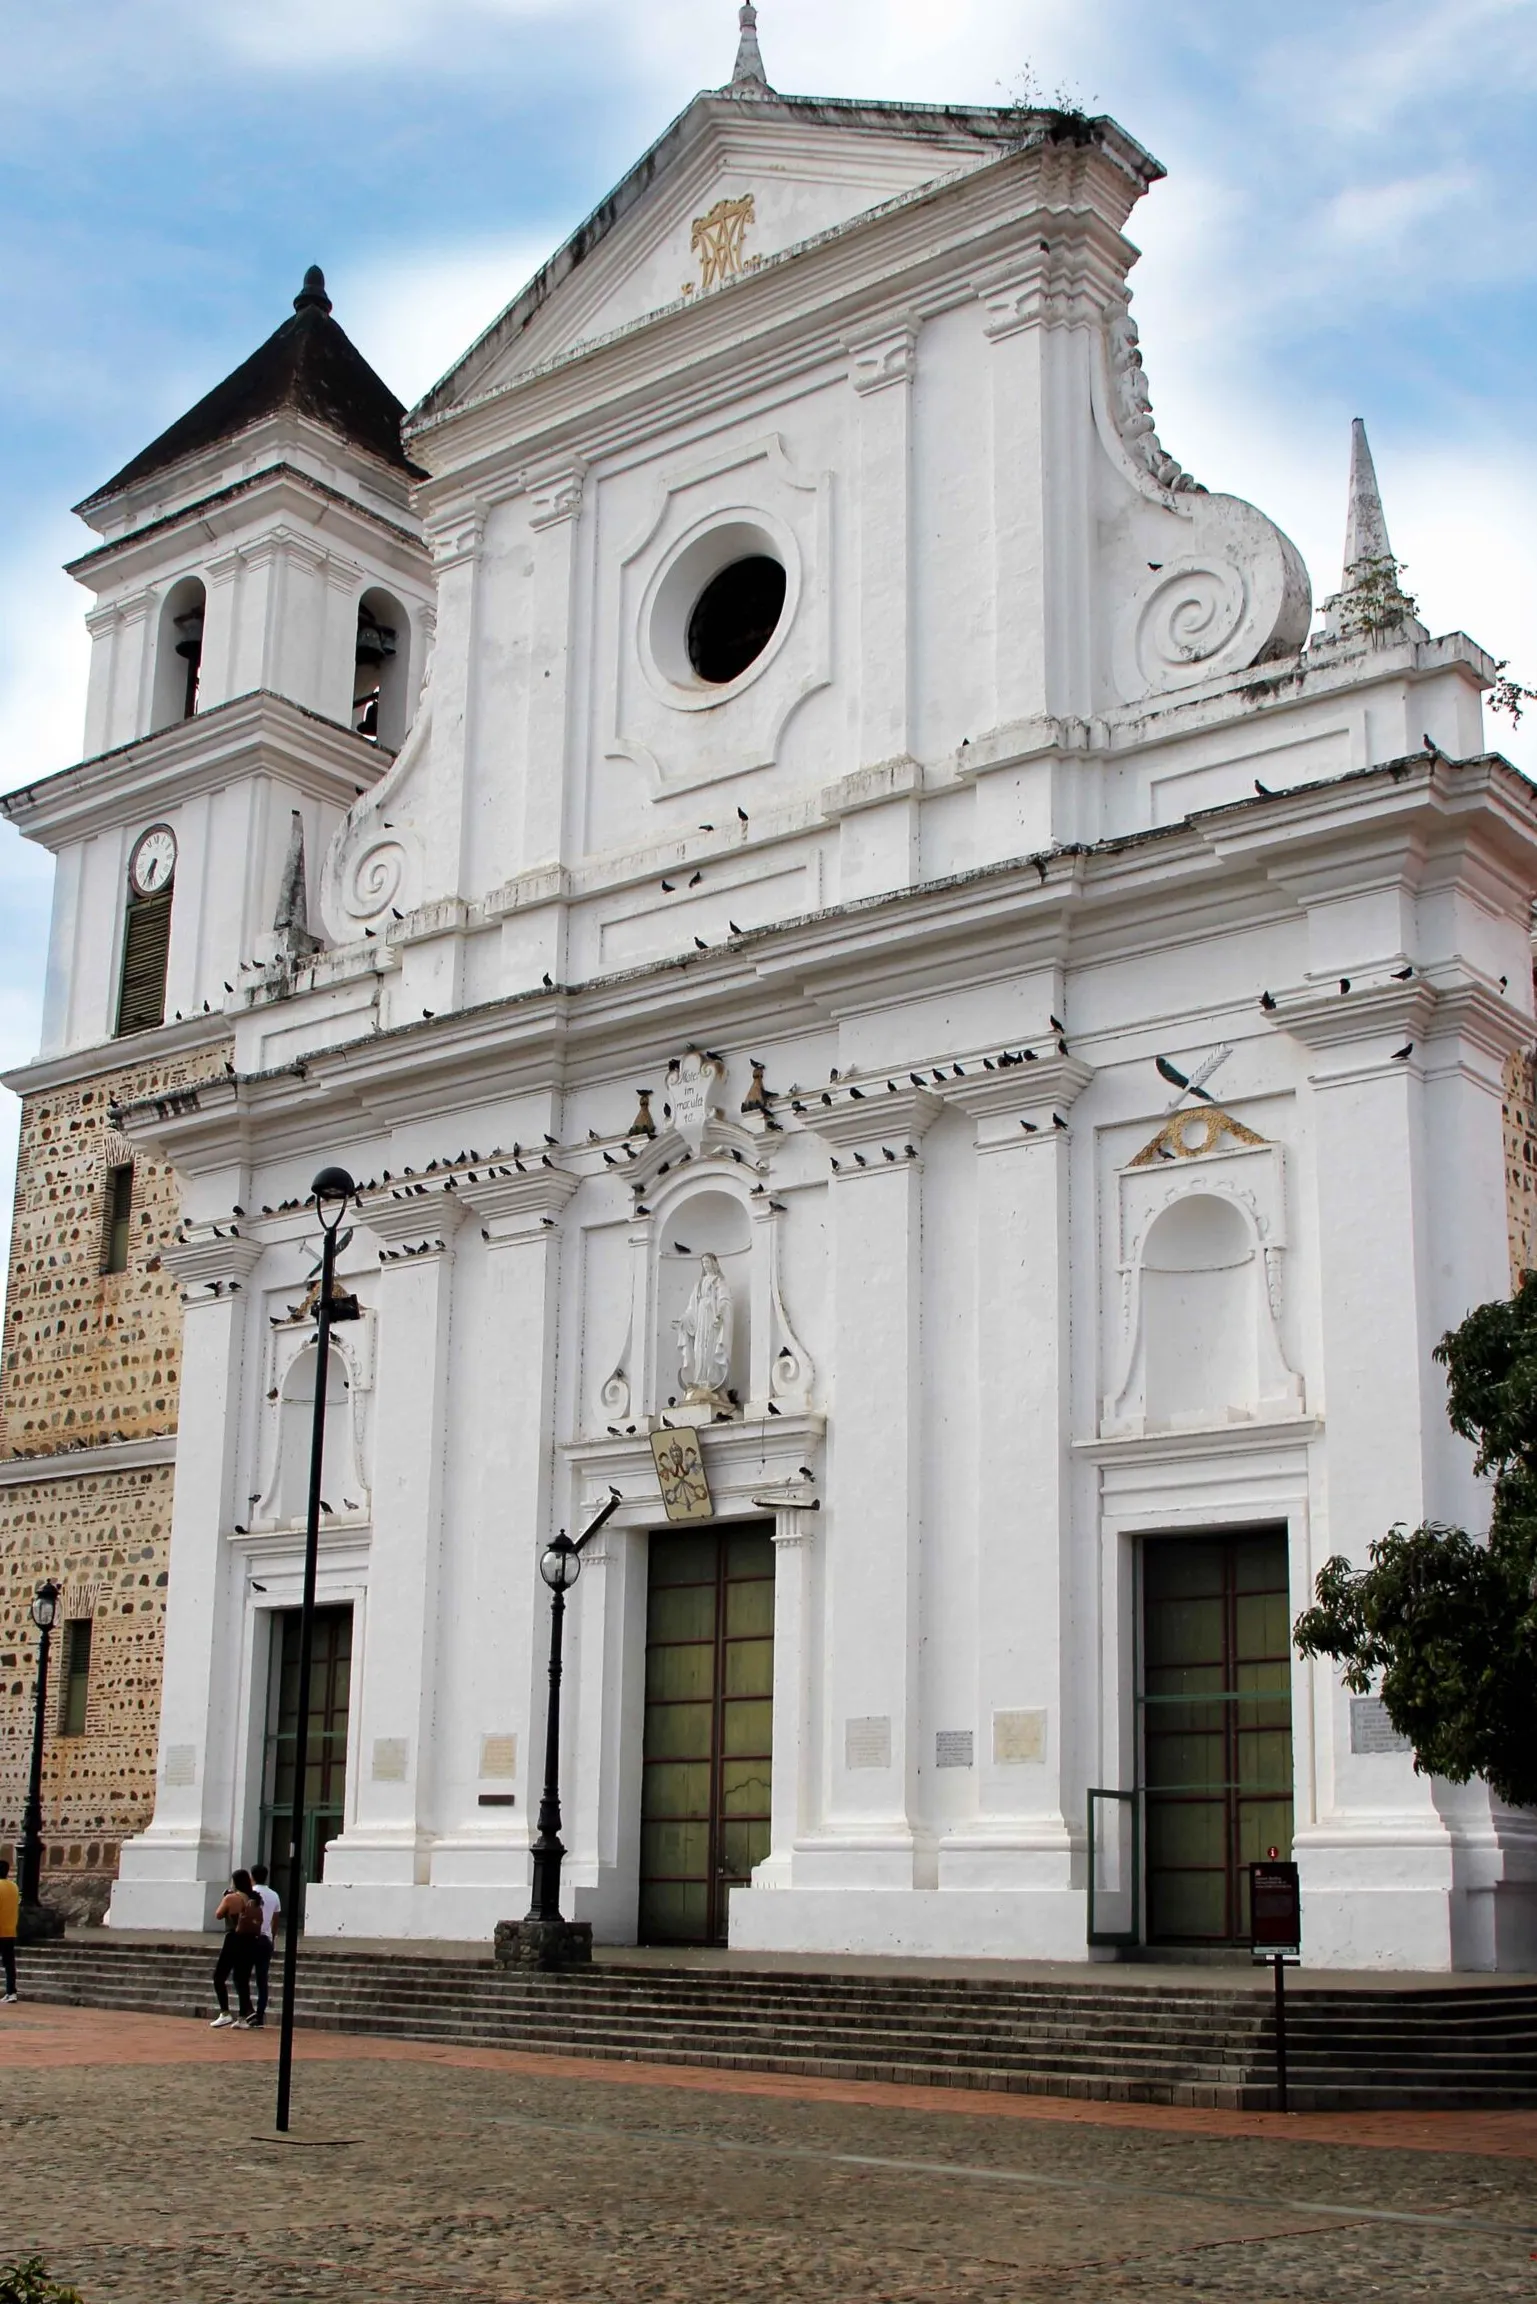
494, 1917, 593, 1971
17, 1900, 66, 1944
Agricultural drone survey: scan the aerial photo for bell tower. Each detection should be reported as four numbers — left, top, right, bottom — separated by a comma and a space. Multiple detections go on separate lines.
0, 268, 429, 1925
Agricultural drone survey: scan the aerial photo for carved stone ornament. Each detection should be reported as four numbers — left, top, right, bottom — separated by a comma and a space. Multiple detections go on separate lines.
1129, 1105, 1267, 1167
1104, 307, 1202, 498
665, 1050, 728, 1152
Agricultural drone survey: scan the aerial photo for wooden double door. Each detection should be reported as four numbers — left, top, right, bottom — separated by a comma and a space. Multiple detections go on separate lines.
1142, 1531, 1294, 1945
639, 1526, 775, 1945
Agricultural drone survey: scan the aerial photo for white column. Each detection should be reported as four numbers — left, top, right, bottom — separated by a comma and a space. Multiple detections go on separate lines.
110, 1234, 262, 1929
425, 1166, 577, 1932
754, 1495, 818, 1891
938, 1056, 1091, 1951
521, 466, 586, 872
309, 1198, 461, 1929
795, 1090, 937, 1888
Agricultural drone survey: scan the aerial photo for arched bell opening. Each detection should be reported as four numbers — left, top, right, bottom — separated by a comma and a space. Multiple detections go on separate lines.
353, 587, 410, 750
151, 575, 207, 730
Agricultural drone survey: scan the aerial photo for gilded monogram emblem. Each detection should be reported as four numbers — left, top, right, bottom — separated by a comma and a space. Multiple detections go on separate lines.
691, 194, 756, 290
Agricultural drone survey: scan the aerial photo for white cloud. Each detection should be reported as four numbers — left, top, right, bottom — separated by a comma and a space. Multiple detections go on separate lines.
1324, 169, 1479, 253
344, 237, 564, 408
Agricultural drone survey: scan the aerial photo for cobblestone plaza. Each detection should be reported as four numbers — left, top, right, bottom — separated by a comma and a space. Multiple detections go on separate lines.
1, 2004, 1534, 2301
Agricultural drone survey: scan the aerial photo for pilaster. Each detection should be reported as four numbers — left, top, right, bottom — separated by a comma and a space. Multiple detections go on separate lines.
110, 1229, 263, 1929
938, 1055, 1092, 1903
309, 1195, 462, 1917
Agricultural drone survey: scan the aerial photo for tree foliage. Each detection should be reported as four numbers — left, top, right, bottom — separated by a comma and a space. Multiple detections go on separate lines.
0, 2263, 86, 2304
1294, 1274, 1537, 1807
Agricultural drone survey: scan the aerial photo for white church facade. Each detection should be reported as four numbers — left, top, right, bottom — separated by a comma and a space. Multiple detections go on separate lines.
10, 14, 1536, 1968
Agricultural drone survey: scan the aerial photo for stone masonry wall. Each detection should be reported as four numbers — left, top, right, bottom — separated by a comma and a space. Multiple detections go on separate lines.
0, 1036, 226, 1921
1504, 1044, 1537, 1289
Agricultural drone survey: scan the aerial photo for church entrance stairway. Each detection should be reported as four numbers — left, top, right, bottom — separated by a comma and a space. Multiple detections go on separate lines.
15, 1938, 1537, 2113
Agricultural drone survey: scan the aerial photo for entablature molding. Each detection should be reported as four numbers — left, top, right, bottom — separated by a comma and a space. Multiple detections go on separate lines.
0, 690, 389, 851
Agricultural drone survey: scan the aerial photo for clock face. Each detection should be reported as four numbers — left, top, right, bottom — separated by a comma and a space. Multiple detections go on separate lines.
129, 825, 177, 898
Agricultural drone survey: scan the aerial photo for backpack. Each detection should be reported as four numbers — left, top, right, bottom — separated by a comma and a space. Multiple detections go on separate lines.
235, 1894, 263, 1938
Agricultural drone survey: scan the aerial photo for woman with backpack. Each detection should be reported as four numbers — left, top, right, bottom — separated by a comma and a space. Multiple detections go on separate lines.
210, 1869, 263, 2028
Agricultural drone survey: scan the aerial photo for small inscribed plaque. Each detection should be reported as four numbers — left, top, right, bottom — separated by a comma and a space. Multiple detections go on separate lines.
480, 1734, 517, 1780
651, 1427, 713, 1522
1350, 1697, 1412, 1756
845, 1716, 892, 1771
936, 1729, 974, 1770
993, 1709, 1047, 1765
372, 1736, 410, 1783
162, 1744, 196, 1787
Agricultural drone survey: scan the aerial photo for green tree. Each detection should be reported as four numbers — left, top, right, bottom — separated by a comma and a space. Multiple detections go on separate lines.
0, 2263, 86, 2304
1294, 1274, 1537, 1807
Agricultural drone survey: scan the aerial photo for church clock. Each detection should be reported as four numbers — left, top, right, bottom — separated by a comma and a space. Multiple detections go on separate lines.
128, 824, 177, 897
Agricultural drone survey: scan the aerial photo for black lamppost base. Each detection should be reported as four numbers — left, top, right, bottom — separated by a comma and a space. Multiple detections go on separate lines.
17, 1901, 66, 1944
494, 1917, 593, 1971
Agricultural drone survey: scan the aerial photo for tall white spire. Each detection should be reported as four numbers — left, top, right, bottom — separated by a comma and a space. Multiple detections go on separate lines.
1342, 416, 1392, 579
728, 3, 773, 94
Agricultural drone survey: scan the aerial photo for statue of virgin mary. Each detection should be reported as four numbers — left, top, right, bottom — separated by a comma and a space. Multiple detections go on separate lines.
675, 1253, 733, 1403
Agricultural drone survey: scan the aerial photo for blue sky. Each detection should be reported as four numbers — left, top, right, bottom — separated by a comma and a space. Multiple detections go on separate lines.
1, 0, 1534, 1232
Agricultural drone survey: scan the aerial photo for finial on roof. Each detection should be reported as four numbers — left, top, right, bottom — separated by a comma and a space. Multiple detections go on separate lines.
1342, 416, 1391, 580
273, 811, 321, 961
729, 3, 772, 93
293, 265, 333, 316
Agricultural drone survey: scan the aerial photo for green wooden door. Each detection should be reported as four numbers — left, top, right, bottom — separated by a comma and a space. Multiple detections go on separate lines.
639, 1527, 774, 1945
1142, 1531, 1293, 1945
259, 1605, 353, 1929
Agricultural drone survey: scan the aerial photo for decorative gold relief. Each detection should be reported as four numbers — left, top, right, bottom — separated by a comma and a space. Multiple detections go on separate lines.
1129, 1105, 1267, 1166
692, 194, 755, 290
650, 1426, 714, 1522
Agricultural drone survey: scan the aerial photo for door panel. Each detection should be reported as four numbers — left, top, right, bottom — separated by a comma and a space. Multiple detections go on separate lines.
1142, 1531, 1292, 1945
259, 1604, 353, 1929
639, 1525, 774, 1945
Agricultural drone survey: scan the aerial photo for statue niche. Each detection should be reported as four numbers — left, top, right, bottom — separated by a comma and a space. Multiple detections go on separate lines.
655, 1188, 750, 1419
676, 1252, 734, 1407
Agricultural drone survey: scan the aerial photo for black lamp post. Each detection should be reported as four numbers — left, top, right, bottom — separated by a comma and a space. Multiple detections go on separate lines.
499, 1494, 621, 1972
275, 1165, 357, 2135
17, 1581, 65, 1938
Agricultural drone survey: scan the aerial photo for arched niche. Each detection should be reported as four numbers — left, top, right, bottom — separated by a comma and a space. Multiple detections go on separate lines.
1104, 1154, 1303, 1438
353, 586, 411, 752
259, 1339, 369, 1525
655, 1188, 752, 1409
151, 576, 206, 730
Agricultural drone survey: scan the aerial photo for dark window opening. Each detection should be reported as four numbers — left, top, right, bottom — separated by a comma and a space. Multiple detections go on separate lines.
353, 602, 398, 743
686, 556, 786, 686
174, 608, 204, 719
103, 1162, 134, 1275
61, 1618, 93, 1738
116, 888, 172, 1036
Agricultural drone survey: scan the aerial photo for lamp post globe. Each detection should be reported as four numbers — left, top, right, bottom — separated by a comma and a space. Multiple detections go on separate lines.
311, 1166, 356, 1230
540, 1535, 581, 1592
29, 1580, 59, 1632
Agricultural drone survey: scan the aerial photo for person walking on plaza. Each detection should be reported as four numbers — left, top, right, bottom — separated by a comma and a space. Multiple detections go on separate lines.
0, 1858, 19, 2003
249, 1862, 280, 2028
210, 1869, 262, 2028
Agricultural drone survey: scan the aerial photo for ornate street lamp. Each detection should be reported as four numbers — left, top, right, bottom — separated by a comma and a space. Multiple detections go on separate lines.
503, 1493, 621, 1971
275, 1165, 357, 2135
17, 1581, 65, 1938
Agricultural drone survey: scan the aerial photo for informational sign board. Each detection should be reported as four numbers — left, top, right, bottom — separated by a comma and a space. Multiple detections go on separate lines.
1250, 1859, 1302, 1954
650, 1426, 713, 1522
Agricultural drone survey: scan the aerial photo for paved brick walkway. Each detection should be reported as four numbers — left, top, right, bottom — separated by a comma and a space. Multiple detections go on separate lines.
1, 2001, 1534, 2300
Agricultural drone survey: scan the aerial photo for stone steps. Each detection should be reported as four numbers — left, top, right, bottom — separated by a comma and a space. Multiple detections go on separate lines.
17, 1942, 1536, 2111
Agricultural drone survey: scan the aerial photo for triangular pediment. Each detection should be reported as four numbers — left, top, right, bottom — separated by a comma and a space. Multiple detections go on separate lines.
414, 91, 1021, 420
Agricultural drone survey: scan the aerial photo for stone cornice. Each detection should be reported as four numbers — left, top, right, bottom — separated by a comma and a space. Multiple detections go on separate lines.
799, 1080, 941, 1154
0, 691, 389, 852
163, 1226, 264, 1287
1, 1013, 226, 1100
0, 1433, 178, 1488
566, 1412, 826, 1530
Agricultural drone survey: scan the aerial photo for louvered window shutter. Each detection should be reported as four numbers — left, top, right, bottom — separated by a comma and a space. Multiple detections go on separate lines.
116, 888, 172, 1035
